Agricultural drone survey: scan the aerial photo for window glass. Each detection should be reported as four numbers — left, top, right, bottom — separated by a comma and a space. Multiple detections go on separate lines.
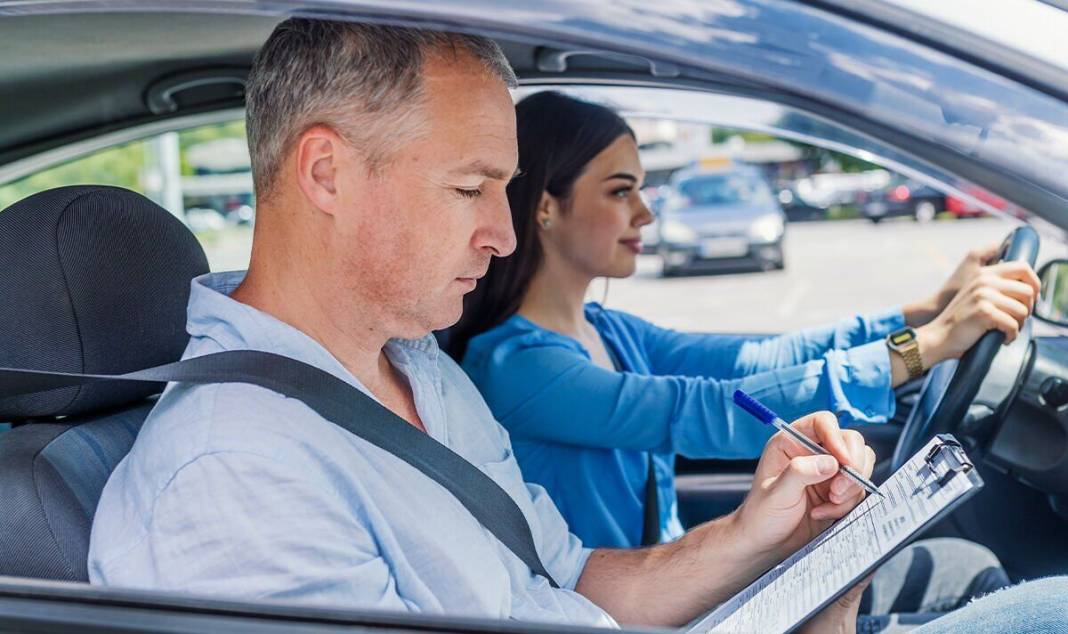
5, 90, 1061, 336
0, 119, 254, 271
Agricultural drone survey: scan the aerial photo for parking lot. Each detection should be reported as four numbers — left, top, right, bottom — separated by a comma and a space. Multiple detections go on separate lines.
607, 216, 1066, 334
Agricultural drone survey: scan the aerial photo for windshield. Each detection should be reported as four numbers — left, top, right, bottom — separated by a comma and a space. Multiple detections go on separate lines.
676, 174, 765, 207
887, 0, 1068, 72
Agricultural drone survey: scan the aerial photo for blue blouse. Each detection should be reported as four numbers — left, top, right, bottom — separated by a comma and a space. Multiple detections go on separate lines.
460, 304, 905, 549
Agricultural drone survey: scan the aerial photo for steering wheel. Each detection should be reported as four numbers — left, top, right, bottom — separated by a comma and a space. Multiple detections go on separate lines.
891, 226, 1041, 470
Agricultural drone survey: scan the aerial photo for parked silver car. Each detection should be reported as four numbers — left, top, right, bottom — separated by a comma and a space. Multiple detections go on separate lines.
657, 165, 786, 275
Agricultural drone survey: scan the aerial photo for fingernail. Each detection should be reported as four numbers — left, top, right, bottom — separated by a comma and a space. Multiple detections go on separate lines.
818, 456, 838, 474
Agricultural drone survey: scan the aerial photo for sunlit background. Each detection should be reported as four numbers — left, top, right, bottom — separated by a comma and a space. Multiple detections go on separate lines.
3, 94, 1059, 335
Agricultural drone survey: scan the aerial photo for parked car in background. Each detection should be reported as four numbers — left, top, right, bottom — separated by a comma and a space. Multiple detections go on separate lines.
223, 202, 255, 225
657, 164, 786, 275
776, 183, 827, 222
859, 175, 946, 223
946, 195, 988, 219
793, 170, 889, 209
184, 206, 226, 232
944, 184, 1026, 219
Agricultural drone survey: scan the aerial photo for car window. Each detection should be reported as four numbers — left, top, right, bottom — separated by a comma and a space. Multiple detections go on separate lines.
0, 119, 254, 272
676, 174, 757, 206
4, 89, 1065, 339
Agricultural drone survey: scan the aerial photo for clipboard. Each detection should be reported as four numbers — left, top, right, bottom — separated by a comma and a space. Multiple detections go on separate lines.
686, 434, 983, 634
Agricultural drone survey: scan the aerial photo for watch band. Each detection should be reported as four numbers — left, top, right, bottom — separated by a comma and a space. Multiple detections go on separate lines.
888, 327, 924, 381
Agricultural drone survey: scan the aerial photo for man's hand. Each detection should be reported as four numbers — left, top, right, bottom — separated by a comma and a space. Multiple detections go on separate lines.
723, 411, 875, 634
728, 411, 876, 567
575, 412, 876, 628
904, 243, 1001, 327
915, 259, 1040, 368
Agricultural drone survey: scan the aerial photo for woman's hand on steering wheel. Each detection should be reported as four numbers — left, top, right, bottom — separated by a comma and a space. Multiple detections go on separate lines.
915, 259, 1041, 368
893, 227, 1042, 469
904, 243, 1001, 327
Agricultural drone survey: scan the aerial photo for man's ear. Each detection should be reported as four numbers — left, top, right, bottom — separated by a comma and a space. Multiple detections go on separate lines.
295, 124, 346, 216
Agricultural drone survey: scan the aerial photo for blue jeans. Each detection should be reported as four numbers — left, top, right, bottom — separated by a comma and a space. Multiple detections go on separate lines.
916, 576, 1068, 633
857, 538, 1012, 632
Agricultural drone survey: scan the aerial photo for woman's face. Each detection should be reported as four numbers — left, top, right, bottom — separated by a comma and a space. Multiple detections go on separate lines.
541, 134, 653, 279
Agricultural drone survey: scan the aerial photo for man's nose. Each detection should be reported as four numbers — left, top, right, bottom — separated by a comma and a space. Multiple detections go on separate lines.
475, 196, 517, 257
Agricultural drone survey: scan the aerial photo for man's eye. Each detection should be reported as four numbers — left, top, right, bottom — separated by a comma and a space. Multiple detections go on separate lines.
455, 188, 483, 199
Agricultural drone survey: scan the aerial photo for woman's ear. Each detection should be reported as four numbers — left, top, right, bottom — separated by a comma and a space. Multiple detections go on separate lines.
537, 191, 558, 230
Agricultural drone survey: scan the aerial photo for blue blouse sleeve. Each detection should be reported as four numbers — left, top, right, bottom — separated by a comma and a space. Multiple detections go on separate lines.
466, 335, 897, 460
630, 307, 906, 379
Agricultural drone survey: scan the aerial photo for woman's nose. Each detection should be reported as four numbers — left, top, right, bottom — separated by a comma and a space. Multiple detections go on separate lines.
633, 200, 654, 227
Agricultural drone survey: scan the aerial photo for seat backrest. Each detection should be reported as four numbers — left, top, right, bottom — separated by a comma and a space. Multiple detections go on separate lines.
0, 405, 151, 580
0, 185, 209, 581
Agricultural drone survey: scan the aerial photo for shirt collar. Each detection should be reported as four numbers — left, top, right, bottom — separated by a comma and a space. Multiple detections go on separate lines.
184, 271, 440, 386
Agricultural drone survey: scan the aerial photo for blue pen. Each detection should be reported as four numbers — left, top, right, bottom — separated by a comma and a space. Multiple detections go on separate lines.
733, 389, 884, 498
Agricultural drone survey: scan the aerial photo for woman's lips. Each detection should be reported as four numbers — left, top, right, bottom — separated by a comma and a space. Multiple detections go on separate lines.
619, 239, 642, 254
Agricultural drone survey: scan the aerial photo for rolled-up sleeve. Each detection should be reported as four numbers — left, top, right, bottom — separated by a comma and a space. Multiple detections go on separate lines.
484, 339, 895, 460
636, 306, 906, 379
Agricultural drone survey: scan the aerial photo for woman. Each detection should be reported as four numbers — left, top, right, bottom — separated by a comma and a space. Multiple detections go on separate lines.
450, 90, 1035, 553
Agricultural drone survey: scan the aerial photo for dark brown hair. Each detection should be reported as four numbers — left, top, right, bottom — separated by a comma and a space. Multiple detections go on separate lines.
446, 91, 634, 360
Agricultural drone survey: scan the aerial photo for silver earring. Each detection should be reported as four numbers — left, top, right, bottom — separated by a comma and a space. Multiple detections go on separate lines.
541, 219, 552, 229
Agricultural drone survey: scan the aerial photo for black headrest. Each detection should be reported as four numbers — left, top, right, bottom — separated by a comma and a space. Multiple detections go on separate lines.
0, 186, 210, 420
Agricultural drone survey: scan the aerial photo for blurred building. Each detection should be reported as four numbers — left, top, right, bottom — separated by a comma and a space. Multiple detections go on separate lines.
182, 137, 254, 225
627, 117, 808, 187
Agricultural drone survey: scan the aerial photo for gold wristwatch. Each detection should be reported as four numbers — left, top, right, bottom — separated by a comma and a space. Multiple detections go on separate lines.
887, 327, 924, 381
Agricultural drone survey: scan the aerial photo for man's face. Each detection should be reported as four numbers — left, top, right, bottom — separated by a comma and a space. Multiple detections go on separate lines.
335, 53, 518, 338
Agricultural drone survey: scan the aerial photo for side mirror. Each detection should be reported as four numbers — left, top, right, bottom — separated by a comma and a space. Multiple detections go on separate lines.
1035, 259, 1068, 327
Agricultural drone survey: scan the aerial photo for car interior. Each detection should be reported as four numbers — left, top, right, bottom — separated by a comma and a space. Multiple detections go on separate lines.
3, 3, 1068, 632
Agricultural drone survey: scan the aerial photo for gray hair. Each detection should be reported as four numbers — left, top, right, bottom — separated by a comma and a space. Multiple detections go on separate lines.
246, 18, 517, 199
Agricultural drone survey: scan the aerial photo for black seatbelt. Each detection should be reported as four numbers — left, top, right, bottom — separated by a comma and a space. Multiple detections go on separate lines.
641, 456, 660, 547
0, 350, 558, 588
600, 339, 660, 547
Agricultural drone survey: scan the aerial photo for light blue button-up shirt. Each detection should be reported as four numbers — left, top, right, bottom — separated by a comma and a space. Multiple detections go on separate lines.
88, 271, 611, 627
461, 303, 903, 549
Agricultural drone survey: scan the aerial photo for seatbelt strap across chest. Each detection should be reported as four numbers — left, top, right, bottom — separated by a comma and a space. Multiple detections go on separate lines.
0, 350, 559, 588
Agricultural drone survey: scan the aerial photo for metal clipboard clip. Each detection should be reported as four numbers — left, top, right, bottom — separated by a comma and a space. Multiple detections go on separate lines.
924, 437, 974, 488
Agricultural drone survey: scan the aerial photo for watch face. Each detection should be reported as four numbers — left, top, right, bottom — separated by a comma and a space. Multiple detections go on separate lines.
890, 329, 916, 347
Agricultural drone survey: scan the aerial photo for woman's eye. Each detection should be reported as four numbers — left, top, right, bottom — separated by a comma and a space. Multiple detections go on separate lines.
612, 187, 632, 199
455, 188, 483, 199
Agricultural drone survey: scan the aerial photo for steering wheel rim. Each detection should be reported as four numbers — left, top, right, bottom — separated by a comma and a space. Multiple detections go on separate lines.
891, 226, 1040, 470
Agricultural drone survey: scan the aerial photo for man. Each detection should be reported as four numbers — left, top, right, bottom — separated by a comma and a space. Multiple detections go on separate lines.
89, 18, 1060, 633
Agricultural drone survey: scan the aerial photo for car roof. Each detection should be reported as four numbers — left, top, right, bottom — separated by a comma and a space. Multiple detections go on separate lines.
0, 11, 273, 163
672, 165, 762, 182
1, 0, 1067, 231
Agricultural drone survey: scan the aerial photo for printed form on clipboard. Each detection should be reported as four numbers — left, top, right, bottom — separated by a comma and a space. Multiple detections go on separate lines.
687, 434, 983, 634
